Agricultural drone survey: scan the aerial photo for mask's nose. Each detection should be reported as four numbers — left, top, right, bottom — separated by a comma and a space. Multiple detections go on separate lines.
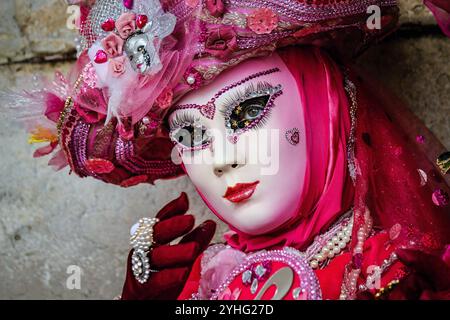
213, 163, 243, 177
211, 137, 246, 177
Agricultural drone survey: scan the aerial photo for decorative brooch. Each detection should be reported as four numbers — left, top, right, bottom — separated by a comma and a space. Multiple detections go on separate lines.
93, 0, 176, 76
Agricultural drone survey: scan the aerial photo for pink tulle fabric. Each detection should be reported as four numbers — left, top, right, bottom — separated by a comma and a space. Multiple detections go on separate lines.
351, 67, 450, 254
226, 47, 355, 252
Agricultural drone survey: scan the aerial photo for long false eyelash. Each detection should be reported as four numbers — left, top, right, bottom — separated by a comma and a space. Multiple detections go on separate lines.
247, 81, 275, 96
219, 81, 275, 118
169, 112, 211, 151
170, 111, 199, 129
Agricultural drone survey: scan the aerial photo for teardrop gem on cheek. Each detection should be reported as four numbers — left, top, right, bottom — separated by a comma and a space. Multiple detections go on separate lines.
136, 15, 148, 29
123, 0, 134, 9
94, 50, 108, 64
101, 18, 115, 32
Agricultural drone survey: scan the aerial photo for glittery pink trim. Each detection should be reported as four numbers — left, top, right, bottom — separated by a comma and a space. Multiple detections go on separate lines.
226, 0, 397, 23
208, 248, 322, 300
70, 121, 92, 177
115, 138, 180, 176
237, 31, 294, 50
172, 102, 216, 120
166, 0, 198, 22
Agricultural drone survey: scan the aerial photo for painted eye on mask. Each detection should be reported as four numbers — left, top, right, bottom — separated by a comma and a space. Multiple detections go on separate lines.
169, 115, 212, 151
222, 82, 283, 134
228, 96, 269, 130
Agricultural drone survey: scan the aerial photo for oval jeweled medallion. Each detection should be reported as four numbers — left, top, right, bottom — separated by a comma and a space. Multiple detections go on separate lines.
210, 248, 322, 300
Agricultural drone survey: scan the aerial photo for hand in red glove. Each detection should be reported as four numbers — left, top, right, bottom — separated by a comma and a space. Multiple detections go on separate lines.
121, 192, 216, 300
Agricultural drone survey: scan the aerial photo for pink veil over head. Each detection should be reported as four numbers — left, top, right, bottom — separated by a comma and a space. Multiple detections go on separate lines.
351, 68, 450, 254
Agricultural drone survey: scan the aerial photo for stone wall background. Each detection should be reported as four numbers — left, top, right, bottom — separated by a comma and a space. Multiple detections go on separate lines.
0, 1, 448, 299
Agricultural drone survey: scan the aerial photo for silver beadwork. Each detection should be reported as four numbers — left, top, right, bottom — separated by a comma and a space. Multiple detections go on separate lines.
344, 74, 358, 183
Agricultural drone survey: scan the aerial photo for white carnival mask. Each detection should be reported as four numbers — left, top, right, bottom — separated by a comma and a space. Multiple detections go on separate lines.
168, 54, 308, 235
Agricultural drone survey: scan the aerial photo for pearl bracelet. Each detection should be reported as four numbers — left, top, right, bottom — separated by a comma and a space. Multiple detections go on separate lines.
130, 217, 159, 284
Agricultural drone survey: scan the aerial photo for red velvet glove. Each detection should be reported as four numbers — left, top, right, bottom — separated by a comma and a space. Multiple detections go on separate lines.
121, 192, 216, 300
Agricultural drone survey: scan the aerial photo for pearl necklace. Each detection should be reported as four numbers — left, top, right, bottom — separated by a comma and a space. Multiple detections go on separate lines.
305, 210, 353, 269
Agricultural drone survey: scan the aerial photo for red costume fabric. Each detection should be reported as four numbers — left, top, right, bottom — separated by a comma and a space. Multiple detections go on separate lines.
178, 232, 405, 300
16, 0, 448, 300
123, 46, 450, 300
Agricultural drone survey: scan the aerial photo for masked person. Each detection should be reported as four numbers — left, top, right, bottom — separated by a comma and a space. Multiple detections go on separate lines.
8, 0, 450, 300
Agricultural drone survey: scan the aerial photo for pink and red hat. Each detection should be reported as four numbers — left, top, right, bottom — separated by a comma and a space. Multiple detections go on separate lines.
13, 0, 402, 186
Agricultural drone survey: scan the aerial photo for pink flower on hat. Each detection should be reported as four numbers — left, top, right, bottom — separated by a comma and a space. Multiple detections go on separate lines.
116, 12, 136, 39
155, 87, 174, 109
109, 56, 126, 77
205, 26, 238, 60
85, 158, 115, 174
206, 0, 225, 18
198, 247, 246, 299
101, 33, 124, 57
247, 8, 279, 35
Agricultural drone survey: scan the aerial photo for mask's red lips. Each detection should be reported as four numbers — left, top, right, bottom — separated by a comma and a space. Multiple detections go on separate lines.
223, 181, 260, 203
